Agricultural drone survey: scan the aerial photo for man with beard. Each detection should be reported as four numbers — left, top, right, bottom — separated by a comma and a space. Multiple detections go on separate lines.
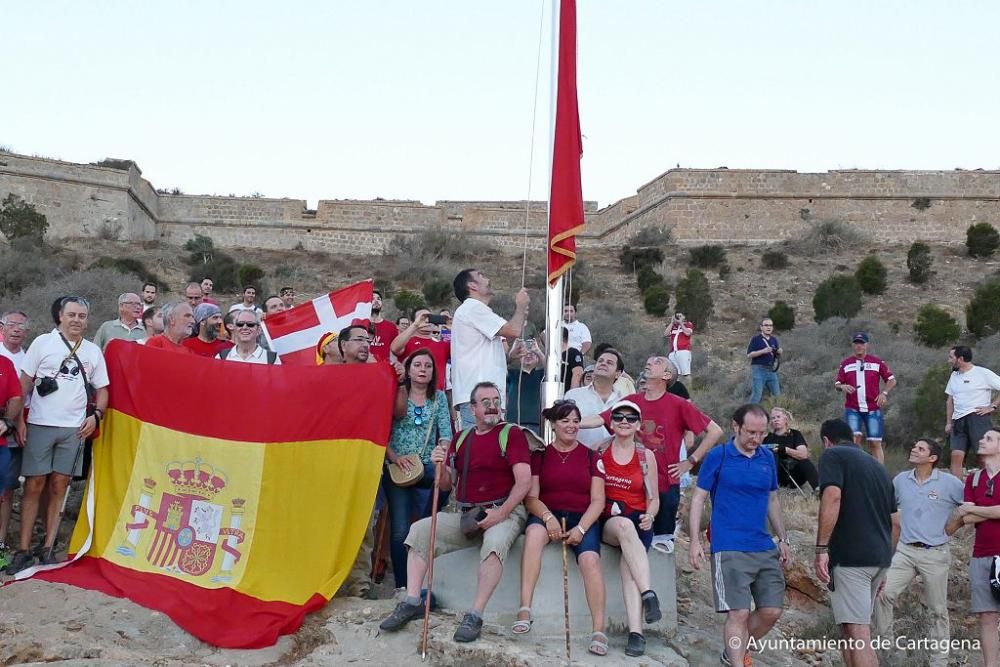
8, 297, 109, 573
945, 345, 1000, 477
182, 304, 233, 357
139, 306, 164, 341
140, 282, 157, 312
380, 382, 531, 643
145, 302, 195, 353
92, 293, 146, 350
367, 289, 398, 364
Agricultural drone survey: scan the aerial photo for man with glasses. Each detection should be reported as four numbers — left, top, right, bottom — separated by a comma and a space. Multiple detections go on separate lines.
0, 311, 29, 561
217, 312, 279, 364
145, 302, 195, 353
183, 282, 205, 309
381, 382, 531, 643
8, 297, 110, 574
747, 318, 782, 404
92, 293, 146, 350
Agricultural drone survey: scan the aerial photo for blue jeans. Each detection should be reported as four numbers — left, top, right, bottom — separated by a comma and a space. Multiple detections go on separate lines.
749, 365, 780, 404
653, 486, 681, 538
383, 463, 450, 588
844, 408, 884, 440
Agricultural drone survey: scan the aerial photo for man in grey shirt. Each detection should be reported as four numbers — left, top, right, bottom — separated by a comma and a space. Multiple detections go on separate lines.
872, 438, 963, 666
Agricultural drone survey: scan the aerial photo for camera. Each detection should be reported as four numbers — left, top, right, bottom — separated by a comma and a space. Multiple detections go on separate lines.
36, 377, 59, 397
427, 314, 448, 326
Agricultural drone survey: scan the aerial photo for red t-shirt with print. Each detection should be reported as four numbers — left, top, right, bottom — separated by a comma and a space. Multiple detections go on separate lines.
448, 423, 530, 504
600, 445, 647, 514
401, 337, 451, 390
601, 391, 710, 491
531, 443, 603, 514
0, 355, 21, 447
966, 470, 1000, 557
370, 320, 399, 363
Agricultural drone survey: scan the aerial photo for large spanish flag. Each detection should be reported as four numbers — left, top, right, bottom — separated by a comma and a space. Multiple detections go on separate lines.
33, 340, 394, 648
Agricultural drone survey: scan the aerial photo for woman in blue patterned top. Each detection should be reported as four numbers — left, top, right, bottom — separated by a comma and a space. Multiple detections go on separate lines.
384, 348, 453, 587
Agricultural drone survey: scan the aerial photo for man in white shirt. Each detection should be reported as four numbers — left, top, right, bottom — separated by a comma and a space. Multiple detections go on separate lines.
0, 311, 28, 374
564, 348, 623, 449
945, 345, 1000, 477
92, 293, 146, 350
216, 311, 280, 364
563, 303, 592, 355
450, 269, 529, 428
8, 297, 109, 574
229, 286, 263, 317
0, 310, 29, 563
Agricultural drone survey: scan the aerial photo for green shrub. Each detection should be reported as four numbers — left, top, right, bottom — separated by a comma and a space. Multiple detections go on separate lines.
422, 277, 453, 308
906, 242, 933, 284
855, 255, 888, 295
184, 234, 216, 264
619, 245, 664, 272
384, 227, 492, 283
642, 285, 670, 317
767, 301, 795, 331
674, 269, 713, 328
90, 257, 167, 290
761, 249, 789, 270
394, 289, 425, 315
717, 262, 731, 279
689, 244, 727, 268
966, 279, 1000, 338
813, 274, 862, 322
238, 264, 266, 290
628, 225, 673, 247
912, 365, 951, 442
914, 304, 960, 348
0, 194, 48, 245
967, 223, 1000, 258
188, 255, 239, 292
636, 265, 665, 292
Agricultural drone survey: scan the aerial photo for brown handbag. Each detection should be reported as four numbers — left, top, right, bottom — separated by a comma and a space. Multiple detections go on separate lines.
387, 397, 436, 487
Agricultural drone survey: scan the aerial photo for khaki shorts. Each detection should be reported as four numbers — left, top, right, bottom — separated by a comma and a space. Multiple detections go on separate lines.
830, 565, 885, 625
970, 556, 1000, 613
405, 504, 527, 564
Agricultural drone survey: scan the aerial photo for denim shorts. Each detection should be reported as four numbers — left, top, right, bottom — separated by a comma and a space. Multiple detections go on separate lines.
844, 408, 884, 440
527, 509, 602, 559
601, 509, 654, 552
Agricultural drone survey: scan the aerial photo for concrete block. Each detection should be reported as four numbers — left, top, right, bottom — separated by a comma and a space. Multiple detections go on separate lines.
432, 536, 676, 637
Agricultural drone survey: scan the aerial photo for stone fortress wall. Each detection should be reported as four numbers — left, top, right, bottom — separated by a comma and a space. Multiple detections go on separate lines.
2, 151, 999, 254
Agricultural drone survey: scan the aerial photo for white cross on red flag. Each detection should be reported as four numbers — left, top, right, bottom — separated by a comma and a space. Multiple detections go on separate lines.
261, 280, 373, 365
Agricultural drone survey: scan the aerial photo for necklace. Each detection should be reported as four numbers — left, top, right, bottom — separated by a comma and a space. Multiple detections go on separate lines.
553, 443, 576, 463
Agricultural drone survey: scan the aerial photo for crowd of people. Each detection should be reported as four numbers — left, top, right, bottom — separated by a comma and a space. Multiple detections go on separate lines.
2, 268, 1000, 664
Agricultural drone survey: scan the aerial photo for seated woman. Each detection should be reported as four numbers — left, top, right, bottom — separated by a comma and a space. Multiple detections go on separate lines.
599, 399, 661, 657
515, 400, 608, 656
763, 407, 819, 491
383, 349, 453, 588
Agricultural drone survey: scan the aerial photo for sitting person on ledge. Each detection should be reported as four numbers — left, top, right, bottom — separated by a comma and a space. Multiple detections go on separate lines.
379, 382, 530, 644
763, 407, 819, 491
514, 399, 608, 656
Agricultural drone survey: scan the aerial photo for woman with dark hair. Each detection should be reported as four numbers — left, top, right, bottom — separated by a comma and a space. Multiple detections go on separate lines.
383, 348, 452, 588
514, 399, 608, 655
763, 407, 819, 490
599, 399, 660, 657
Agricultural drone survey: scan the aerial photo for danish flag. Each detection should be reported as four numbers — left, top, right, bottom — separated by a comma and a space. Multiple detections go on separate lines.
261, 280, 373, 365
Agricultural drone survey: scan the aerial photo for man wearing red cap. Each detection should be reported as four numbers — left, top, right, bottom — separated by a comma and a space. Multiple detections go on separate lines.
834, 332, 896, 464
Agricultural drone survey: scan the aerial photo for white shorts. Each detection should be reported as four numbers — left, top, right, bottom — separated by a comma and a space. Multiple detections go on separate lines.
668, 349, 692, 375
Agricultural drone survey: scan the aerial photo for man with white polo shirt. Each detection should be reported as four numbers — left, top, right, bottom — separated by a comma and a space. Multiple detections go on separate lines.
563, 303, 591, 355
873, 438, 963, 666
216, 311, 279, 364
564, 348, 623, 449
945, 345, 1000, 477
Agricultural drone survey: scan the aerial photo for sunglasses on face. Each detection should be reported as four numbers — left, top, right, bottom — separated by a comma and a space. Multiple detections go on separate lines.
611, 413, 641, 424
234, 322, 257, 328
476, 398, 502, 408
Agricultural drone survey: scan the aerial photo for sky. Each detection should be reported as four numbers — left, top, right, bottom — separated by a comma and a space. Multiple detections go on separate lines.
4, 1, 1000, 209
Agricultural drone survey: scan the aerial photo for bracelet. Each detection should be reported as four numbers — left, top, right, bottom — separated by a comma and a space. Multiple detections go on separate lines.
576, 524, 586, 536
815, 543, 828, 548
542, 512, 554, 523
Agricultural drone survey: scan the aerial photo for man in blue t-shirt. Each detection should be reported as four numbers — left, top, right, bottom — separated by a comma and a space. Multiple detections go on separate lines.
689, 404, 791, 667
747, 318, 782, 404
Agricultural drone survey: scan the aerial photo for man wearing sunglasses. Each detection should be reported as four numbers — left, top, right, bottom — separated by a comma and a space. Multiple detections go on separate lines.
216, 312, 279, 364
8, 297, 109, 574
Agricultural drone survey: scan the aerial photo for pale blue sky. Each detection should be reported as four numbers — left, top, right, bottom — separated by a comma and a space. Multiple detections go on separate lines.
4, 1, 999, 208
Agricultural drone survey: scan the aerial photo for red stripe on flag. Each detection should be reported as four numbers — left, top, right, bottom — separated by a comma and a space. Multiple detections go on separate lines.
104, 340, 393, 444
547, 0, 585, 285
263, 300, 322, 339
33, 557, 326, 649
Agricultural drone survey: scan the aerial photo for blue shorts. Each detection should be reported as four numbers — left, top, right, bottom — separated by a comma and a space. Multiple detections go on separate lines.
527, 510, 602, 559
844, 408, 884, 440
602, 510, 654, 552
0, 447, 14, 492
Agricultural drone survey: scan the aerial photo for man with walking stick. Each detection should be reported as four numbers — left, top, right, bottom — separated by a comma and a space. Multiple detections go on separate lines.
7, 296, 109, 574
380, 381, 531, 644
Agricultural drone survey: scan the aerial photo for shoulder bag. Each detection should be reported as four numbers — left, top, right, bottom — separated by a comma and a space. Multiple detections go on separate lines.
387, 396, 437, 487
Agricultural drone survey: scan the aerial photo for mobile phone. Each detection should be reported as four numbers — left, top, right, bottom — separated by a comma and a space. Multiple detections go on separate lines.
427, 314, 448, 325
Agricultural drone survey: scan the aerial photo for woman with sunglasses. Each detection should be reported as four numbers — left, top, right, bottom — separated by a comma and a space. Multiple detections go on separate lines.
384, 348, 452, 588
599, 399, 660, 657
514, 399, 608, 656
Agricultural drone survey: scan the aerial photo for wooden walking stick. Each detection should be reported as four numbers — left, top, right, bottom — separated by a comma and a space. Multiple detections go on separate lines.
561, 517, 571, 663
421, 462, 443, 661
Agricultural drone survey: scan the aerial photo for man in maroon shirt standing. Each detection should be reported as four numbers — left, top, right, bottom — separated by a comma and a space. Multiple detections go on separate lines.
834, 332, 897, 463
367, 290, 399, 364
947, 427, 1000, 667
380, 381, 531, 643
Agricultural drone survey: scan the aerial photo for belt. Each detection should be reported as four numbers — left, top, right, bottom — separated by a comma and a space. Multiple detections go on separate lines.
457, 497, 507, 511
906, 541, 944, 549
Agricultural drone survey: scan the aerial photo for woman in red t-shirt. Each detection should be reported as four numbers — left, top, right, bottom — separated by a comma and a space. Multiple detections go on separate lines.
599, 399, 661, 658
515, 400, 608, 655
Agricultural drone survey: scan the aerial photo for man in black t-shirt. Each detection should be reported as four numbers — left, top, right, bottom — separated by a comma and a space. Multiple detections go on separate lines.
815, 418, 895, 667
560, 328, 584, 392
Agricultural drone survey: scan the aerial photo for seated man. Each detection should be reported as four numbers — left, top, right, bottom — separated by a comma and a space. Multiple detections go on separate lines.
379, 382, 531, 643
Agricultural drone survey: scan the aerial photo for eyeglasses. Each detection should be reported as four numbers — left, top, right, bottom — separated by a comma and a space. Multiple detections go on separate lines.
1, 321, 27, 330
611, 413, 641, 424
234, 322, 257, 328
413, 405, 425, 425
475, 398, 501, 408
553, 398, 576, 406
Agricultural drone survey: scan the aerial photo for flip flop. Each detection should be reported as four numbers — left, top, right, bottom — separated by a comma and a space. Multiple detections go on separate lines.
511, 606, 533, 634
589, 631, 609, 656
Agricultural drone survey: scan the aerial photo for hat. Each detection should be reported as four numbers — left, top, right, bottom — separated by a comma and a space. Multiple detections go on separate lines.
193, 303, 221, 325
610, 399, 642, 419
852, 332, 869, 344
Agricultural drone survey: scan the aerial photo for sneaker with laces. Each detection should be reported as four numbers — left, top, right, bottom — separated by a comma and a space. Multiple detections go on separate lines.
379, 600, 424, 632
453, 612, 483, 643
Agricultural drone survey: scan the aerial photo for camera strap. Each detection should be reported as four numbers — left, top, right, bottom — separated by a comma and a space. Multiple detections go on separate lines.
58, 331, 94, 404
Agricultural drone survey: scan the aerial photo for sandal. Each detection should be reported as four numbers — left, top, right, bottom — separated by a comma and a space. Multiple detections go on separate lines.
511, 606, 533, 634
589, 631, 609, 656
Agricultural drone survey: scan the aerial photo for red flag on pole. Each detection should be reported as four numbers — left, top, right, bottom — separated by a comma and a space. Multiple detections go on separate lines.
547, 0, 584, 286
